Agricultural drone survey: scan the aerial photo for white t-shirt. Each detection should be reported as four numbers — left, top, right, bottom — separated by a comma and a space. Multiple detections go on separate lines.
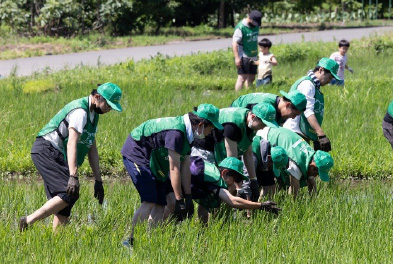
330, 52, 347, 80
257, 127, 303, 180
283, 80, 316, 136
257, 52, 274, 79
232, 19, 257, 60
43, 98, 96, 151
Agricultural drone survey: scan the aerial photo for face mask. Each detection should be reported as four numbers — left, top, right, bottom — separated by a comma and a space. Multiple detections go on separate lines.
248, 117, 255, 129
93, 104, 104, 114
194, 124, 205, 140
248, 22, 256, 28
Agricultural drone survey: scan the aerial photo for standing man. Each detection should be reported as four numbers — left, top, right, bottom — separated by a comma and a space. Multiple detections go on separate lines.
230, 90, 307, 126
233, 10, 262, 91
19, 83, 123, 232
283, 58, 340, 152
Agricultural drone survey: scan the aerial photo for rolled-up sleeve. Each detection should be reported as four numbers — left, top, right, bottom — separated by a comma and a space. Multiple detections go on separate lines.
297, 80, 316, 118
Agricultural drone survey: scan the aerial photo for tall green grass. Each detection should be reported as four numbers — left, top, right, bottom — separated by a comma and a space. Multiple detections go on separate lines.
2, 179, 392, 262
1, 34, 393, 179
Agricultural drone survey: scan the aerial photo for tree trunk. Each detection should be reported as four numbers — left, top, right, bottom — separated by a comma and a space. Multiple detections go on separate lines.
218, 0, 225, 28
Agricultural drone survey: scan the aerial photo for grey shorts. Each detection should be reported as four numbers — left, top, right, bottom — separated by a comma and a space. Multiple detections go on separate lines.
31, 137, 76, 217
382, 120, 393, 149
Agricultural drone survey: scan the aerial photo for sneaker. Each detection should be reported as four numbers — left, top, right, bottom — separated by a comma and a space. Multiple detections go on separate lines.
19, 217, 28, 232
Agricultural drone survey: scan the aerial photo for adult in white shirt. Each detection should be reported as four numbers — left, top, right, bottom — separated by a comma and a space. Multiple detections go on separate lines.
283, 58, 340, 152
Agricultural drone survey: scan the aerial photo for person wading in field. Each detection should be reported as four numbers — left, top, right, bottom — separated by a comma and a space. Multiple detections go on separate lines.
283, 58, 340, 152
257, 126, 334, 198
230, 90, 307, 126
191, 103, 279, 207
165, 157, 281, 224
121, 104, 223, 247
19, 83, 123, 232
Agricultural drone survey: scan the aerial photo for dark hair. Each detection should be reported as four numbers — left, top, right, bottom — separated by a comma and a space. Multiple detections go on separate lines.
218, 167, 243, 183
313, 66, 331, 75
338, 39, 350, 47
188, 107, 213, 126
258, 38, 272, 48
91, 89, 98, 95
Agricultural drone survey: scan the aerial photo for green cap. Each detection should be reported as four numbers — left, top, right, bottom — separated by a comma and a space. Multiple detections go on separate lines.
280, 90, 307, 111
314, 150, 334, 182
271, 146, 289, 177
252, 103, 279, 128
193, 104, 223, 130
97, 82, 122, 111
218, 157, 249, 181
317, 57, 341, 81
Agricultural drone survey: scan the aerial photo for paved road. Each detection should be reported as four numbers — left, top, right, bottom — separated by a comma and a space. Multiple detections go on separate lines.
1, 26, 393, 77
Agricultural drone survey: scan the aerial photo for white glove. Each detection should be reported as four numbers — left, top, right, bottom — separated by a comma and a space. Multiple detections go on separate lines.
348, 67, 353, 74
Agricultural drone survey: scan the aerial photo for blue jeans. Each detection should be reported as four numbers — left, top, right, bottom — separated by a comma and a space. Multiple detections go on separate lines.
256, 75, 272, 87
330, 79, 344, 86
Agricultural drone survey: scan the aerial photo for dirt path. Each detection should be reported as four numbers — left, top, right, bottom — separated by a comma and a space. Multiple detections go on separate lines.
1, 26, 393, 77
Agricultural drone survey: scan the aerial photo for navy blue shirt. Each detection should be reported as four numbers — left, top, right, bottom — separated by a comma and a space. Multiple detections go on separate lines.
121, 130, 190, 167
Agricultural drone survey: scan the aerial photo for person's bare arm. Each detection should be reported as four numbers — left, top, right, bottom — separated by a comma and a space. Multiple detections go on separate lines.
224, 137, 238, 158
168, 149, 183, 200
289, 175, 300, 199
88, 140, 101, 182
306, 114, 325, 137
218, 188, 260, 209
270, 55, 278, 66
243, 146, 256, 180
307, 176, 317, 195
67, 128, 81, 176
232, 41, 241, 69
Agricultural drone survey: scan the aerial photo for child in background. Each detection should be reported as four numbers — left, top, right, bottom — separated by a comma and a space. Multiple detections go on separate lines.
253, 38, 277, 87
329, 39, 353, 86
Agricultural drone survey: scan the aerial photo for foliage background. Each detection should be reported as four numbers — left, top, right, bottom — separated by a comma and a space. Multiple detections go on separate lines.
0, 0, 392, 36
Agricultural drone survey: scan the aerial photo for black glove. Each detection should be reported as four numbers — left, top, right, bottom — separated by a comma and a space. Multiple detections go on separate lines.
174, 198, 188, 222
94, 180, 105, 204
184, 194, 194, 219
318, 135, 331, 152
249, 179, 260, 202
259, 201, 281, 215
66, 175, 80, 200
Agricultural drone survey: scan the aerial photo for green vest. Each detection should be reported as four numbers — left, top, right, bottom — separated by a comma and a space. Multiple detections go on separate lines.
388, 101, 393, 117
252, 135, 263, 165
266, 127, 315, 186
290, 76, 324, 141
131, 116, 191, 182
37, 97, 99, 167
235, 21, 259, 57
195, 162, 228, 212
231, 93, 285, 125
214, 107, 254, 164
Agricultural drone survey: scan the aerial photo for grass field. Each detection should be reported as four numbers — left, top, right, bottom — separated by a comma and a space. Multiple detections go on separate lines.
2, 179, 392, 263
1, 33, 393, 263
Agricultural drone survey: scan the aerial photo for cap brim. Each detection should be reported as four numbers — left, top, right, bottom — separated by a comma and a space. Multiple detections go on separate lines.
318, 170, 330, 182
262, 119, 279, 128
279, 90, 290, 98
330, 71, 341, 81
272, 165, 280, 177
241, 174, 249, 181
211, 120, 224, 130
108, 101, 122, 112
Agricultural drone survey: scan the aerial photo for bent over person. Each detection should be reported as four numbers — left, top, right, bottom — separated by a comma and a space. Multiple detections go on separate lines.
283, 58, 340, 152
19, 83, 123, 232
121, 104, 223, 247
